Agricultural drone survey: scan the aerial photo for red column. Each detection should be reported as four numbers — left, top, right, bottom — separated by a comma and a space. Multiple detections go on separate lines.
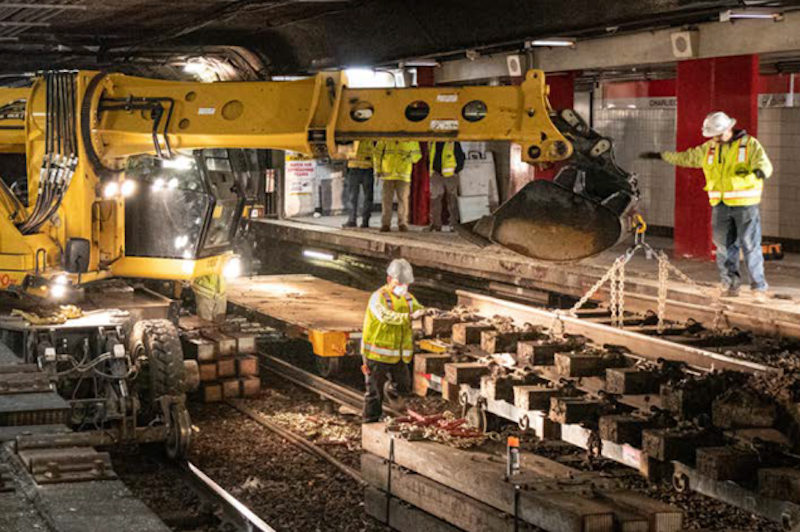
674, 55, 759, 259
410, 67, 434, 226
534, 73, 575, 182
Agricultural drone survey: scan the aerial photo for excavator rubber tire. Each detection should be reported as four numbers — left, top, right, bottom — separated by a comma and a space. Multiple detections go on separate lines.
129, 319, 186, 408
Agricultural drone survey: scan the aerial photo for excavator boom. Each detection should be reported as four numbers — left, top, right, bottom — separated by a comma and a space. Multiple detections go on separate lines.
0, 69, 635, 296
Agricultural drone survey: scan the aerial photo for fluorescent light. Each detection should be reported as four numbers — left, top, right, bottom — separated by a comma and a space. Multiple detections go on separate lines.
529, 38, 575, 47
344, 68, 396, 88
303, 249, 336, 261
720, 9, 783, 21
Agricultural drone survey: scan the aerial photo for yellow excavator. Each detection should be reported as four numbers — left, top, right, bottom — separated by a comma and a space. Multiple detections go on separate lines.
0, 69, 636, 456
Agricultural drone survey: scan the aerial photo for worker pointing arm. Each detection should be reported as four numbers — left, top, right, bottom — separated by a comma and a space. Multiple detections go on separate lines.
639, 111, 773, 302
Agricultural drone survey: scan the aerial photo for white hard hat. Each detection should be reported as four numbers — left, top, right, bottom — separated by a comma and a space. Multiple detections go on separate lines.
702, 112, 736, 138
387, 259, 414, 285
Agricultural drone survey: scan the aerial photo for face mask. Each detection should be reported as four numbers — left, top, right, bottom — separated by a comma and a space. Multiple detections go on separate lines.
392, 284, 408, 297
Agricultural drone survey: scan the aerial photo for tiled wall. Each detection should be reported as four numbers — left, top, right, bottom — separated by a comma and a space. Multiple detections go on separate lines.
591, 102, 800, 241
592, 106, 677, 229
757, 107, 800, 240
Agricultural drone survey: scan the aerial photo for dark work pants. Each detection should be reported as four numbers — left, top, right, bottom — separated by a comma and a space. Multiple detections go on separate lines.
363, 359, 411, 422
430, 171, 460, 227
346, 167, 375, 225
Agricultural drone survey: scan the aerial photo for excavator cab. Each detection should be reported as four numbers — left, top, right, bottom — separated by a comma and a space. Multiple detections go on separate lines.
123, 149, 255, 261
458, 109, 639, 262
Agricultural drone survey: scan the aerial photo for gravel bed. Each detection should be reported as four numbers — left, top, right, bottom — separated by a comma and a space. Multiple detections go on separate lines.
187, 372, 391, 532
112, 448, 225, 532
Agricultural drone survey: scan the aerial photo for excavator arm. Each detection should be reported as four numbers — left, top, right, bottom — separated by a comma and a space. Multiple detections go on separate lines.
0, 68, 632, 296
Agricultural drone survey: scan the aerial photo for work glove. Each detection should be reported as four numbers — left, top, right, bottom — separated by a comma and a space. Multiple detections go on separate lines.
639, 151, 662, 160
411, 309, 431, 320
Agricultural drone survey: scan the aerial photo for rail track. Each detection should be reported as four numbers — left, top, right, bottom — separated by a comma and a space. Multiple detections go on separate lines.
257, 352, 402, 417
224, 282, 800, 530
177, 459, 277, 532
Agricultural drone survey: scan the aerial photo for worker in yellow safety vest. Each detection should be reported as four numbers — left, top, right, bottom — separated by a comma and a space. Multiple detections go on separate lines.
640, 111, 773, 302
361, 259, 427, 422
373, 140, 422, 232
425, 141, 466, 232
192, 273, 227, 322
343, 140, 375, 229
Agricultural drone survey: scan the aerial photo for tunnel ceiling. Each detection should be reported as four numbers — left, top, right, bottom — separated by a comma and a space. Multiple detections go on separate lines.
0, 0, 796, 78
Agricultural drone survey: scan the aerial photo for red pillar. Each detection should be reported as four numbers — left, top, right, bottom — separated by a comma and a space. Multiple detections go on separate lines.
534, 73, 575, 181
410, 67, 434, 226
674, 55, 759, 259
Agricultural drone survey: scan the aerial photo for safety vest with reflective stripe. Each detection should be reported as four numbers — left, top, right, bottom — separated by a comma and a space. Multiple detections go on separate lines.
428, 141, 458, 177
661, 132, 773, 207
347, 140, 374, 170
361, 286, 422, 364
373, 141, 422, 182
192, 273, 226, 300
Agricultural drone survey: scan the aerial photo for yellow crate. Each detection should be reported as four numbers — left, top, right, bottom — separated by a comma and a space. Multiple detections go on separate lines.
308, 329, 349, 357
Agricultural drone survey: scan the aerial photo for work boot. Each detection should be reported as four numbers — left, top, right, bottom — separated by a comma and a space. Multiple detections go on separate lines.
398, 225, 409, 233
753, 289, 770, 303
423, 225, 441, 232
342, 220, 357, 228
717, 284, 740, 298
380, 225, 391, 233
360, 219, 370, 229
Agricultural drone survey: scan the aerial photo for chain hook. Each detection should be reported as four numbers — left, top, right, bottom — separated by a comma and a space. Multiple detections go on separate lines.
633, 214, 648, 247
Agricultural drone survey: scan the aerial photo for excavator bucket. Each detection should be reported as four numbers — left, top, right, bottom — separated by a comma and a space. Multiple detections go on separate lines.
457, 179, 624, 262
456, 109, 639, 262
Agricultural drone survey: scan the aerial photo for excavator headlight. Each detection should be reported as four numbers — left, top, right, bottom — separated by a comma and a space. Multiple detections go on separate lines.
50, 275, 69, 299
103, 181, 119, 198
121, 180, 136, 197
223, 257, 242, 280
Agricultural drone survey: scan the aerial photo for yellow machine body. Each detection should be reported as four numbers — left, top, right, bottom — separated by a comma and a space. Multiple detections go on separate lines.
0, 69, 572, 293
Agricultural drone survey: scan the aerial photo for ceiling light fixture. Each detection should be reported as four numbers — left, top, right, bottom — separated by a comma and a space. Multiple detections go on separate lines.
720, 8, 783, 22
528, 38, 576, 48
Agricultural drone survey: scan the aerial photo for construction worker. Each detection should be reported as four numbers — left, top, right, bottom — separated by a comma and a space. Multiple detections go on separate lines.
640, 111, 773, 301
192, 273, 227, 322
425, 141, 466, 232
361, 259, 426, 423
343, 140, 375, 228
373, 140, 422, 232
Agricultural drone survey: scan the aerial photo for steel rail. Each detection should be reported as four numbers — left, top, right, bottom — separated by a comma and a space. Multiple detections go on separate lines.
180, 461, 277, 532
226, 399, 364, 485
258, 352, 402, 417
457, 290, 775, 375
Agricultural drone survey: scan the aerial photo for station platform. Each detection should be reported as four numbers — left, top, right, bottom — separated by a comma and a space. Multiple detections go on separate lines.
254, 215, 800, 338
